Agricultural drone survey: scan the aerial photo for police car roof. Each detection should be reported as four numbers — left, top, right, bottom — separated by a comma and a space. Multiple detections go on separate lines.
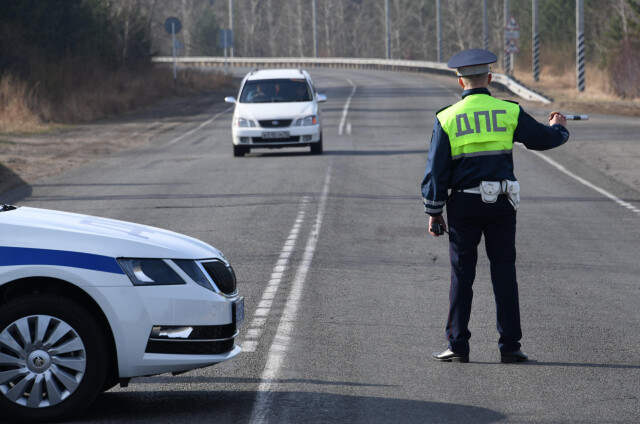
246, 69, 307, 81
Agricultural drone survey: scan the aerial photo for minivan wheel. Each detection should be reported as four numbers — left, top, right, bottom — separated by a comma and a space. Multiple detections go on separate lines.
0, 295, 108, 423
310, 134, 323, 155
233, 145, 248, 157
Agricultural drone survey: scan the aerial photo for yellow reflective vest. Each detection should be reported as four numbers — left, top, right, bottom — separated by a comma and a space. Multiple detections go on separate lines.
437, 94, 520, 160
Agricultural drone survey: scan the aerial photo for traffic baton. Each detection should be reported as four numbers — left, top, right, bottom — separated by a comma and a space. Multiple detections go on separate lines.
565, 115, 589, 120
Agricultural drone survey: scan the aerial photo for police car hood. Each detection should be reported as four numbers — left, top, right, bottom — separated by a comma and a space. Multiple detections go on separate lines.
235, 101, 315, 121
0, 207, 223, 260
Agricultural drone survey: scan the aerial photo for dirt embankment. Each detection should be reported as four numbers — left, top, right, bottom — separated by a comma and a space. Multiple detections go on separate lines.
0, 88, 235, 197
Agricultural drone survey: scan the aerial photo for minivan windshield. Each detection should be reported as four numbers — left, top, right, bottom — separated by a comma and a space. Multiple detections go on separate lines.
239, 79, 313, 103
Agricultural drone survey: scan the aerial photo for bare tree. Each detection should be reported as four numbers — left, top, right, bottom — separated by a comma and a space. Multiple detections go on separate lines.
263, 0, 280, 56
416, 0, 436, 61
389, 0, 423, 59
238, 0, 264, 56
441, 0, 481, 56
488, 0, 505, 69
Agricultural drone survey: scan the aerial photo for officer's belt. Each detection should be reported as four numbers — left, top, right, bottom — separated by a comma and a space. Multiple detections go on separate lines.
457, 182, 509, 194
458, 187, 510, 194
458, 187, 485, 194
457, 180, 520, 210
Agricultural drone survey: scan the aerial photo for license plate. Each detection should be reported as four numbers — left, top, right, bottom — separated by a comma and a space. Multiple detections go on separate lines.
233, 297, 245, 328
262, 131, 289, 139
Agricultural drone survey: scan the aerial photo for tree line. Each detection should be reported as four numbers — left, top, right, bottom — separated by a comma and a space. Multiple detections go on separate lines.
2, 0, 640, 98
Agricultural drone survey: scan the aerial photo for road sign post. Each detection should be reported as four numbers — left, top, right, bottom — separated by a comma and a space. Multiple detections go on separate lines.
532, 0, 540, 81
164, 17, 182, 84
219, 29, 233, 68
576, 0, 585, 91
504, 15, 520, 75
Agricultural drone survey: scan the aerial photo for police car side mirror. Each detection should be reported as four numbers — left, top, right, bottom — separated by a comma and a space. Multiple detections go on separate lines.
316, 93, 327, 103
224, 96, 237, 104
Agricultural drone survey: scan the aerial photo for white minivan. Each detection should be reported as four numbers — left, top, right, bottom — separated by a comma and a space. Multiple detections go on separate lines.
225, 69, 327, 157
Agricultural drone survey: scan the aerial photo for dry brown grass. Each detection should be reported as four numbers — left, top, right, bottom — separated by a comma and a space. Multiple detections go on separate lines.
509, 61, 640, 116
0, 64, 234, 134
0, 74, 47, 133
515, 63, 609, 99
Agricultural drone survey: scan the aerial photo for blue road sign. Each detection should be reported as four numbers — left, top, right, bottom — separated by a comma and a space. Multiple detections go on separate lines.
219, 29, 233, 48
165, 17, 182, 34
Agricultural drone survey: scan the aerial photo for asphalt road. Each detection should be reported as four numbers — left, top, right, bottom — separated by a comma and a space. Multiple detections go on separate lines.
2, 68, 639, 423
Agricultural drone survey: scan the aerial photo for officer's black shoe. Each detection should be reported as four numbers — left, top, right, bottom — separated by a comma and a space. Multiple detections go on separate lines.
432, 349, 469, 363
500, 350, 528, 363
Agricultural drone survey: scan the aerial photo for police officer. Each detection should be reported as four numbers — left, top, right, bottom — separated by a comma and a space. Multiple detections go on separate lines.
421, 49, 569, 363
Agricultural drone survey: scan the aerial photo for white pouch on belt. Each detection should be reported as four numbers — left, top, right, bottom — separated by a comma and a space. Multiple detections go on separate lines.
479, 181, 501, 203
504, 180, 520, 211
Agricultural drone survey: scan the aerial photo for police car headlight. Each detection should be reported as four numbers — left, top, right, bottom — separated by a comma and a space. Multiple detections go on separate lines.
118, 258, 186, 286
295, 115, 316, 126
118, 258, 217, 291
173, 259, 216, 292
235, 117, 256, 127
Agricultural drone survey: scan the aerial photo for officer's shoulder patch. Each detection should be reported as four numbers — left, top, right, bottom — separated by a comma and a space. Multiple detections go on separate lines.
436, 105, 452, 114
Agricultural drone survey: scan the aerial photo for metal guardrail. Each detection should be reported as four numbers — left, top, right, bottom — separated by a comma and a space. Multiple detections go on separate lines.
152, 56, 552, 104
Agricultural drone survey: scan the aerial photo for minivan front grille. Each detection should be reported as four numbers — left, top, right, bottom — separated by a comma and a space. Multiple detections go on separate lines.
259, 119, 292, 128
201, 261, 237, 295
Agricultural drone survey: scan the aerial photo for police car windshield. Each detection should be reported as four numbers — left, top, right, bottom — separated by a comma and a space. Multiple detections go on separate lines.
239, 79, 312, 103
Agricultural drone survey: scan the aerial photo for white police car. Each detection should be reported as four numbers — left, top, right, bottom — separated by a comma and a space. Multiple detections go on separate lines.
0, 204, 244, 423
225, 68, 327, 157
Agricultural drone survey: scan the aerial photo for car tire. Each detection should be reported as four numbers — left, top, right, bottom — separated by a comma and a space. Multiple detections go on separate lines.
233, 145, 248, 157
310, 134, 323, 155
0, 294, 108, 423
102, 374, 120, 393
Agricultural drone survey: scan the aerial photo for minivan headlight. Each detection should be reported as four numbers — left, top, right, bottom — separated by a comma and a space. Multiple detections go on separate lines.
235, 118, 256, 127
295, 116, 316, 126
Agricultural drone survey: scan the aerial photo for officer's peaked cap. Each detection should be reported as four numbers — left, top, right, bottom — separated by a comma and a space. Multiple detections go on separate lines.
447, 49, 497, 76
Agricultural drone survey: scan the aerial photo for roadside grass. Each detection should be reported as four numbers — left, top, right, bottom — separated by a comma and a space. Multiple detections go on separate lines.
515, 63, 611, 100
510, 60, 640, 115
0, 74, 44, 133
0, 64, 233, 134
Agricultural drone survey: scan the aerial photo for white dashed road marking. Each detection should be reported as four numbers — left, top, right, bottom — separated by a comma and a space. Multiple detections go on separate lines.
249, 161, 333, 423
240, 197, 310, 353
165, 106, 233, 146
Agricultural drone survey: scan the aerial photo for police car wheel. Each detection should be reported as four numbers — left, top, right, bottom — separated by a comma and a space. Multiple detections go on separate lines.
0, 294, 108, 423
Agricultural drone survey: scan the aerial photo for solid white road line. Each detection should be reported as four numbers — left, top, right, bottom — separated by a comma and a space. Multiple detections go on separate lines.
523, 146, 640, 216
165, 106, 234, 146
240, 197, 310, 352
338, 80, 357, 136
249, 161, 333, 424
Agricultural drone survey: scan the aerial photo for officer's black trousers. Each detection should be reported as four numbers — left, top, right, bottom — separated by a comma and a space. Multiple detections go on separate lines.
445, 192, 522, 355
